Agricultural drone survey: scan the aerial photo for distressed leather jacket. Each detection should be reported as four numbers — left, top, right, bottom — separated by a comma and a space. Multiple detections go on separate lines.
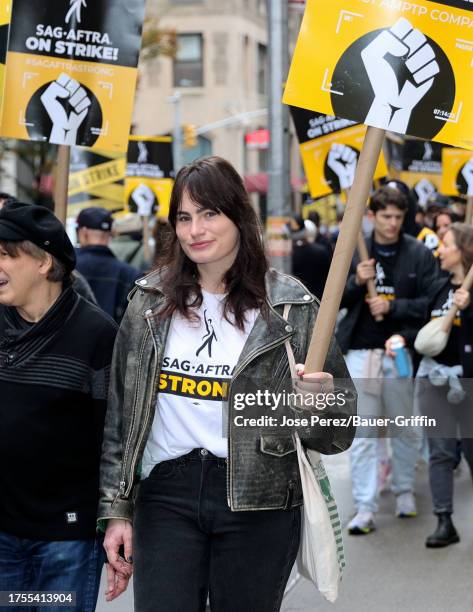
98, 268, 356, 523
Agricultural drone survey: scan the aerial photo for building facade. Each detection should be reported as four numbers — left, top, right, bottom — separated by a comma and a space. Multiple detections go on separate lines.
134, 0, 300, 178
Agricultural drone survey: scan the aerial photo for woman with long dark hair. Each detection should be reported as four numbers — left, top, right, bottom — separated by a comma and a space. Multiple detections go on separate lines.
98, 156, 355, 611
416, 223, 473, 548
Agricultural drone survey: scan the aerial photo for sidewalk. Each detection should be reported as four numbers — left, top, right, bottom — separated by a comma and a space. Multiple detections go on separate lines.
96, 452, 473, 612
282, 452, 473, 612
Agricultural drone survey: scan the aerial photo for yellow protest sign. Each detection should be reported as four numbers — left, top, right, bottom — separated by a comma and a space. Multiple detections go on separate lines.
125, 136, 174, 218
68, 148, 126, 216
284, 0, 473, 150
0, 0, 11, 115
1, 0, 145, 152
400, 170, 442, 201
291, 108, 387, 198
441, 147, 473, 196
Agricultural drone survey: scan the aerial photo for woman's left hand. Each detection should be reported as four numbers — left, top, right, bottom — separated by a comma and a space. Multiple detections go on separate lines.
453, 288, 471, 311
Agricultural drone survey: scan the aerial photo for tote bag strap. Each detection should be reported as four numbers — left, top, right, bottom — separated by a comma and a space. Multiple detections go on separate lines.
282, 304, 297, 379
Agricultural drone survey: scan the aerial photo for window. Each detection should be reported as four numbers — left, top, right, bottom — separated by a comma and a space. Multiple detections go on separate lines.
174, 34, 203, 87
257, 43, 268, 96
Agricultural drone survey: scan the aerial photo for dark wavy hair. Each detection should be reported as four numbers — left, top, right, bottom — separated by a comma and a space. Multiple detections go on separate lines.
158, 156, 269, 330
449, 223, 473, 277
369, 185, 408, 213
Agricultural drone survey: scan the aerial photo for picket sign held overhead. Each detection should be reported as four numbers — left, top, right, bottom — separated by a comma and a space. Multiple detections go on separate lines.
1, 0, 146, 152
0, 0, 11, 117
125, 136, 175, 220
0, 0, 145, 223
284, 0, 473, 372
441, 147, 473, 198
290, 107, 387, 199
284, 0, 473, 150
385, 134, 447, 206
441, 147, 473, 223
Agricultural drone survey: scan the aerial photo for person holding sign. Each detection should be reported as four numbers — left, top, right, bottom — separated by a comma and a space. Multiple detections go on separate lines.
337, 185, 437, 534
415, 223, 473, 548
97, 156, 356, 610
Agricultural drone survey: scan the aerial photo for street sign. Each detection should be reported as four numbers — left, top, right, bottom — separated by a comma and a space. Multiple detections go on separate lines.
245, 128, 270, 150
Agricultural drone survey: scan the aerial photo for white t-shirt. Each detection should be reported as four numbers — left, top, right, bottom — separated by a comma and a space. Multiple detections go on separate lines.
141, 290, 258, 477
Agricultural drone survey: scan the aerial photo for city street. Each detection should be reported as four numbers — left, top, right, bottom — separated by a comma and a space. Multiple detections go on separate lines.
96, 451, 473, 612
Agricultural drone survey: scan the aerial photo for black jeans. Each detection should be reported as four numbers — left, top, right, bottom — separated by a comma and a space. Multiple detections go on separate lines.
134, 449, 301, 612
419, 381, 473, 514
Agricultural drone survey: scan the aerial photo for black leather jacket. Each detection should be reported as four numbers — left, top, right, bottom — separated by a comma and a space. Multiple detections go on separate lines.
98, 268, 356, 523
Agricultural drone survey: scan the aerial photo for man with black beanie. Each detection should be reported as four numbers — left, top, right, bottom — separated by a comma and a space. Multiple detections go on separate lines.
0, 203, 125, 611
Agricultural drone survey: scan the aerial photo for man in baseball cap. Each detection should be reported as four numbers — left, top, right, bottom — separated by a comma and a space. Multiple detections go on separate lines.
75, 206, 140, 322
77, 206, 113, 232
0, 202, 119, 609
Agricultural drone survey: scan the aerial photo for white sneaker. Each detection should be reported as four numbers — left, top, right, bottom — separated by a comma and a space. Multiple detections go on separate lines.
347, 511, 375, 535
395, 492, 417, 518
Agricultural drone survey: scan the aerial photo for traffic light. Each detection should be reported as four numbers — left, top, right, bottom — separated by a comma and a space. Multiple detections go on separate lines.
182, 123, 197, 149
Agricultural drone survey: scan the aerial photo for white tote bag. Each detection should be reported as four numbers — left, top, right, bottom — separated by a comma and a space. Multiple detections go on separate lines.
294, 435, 345, 602
282, 304, 345, 603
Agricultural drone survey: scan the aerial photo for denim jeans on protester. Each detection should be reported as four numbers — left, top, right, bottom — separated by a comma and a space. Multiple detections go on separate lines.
133, 448, 301, 612
0, 532, 105, 612
345, 349, 422, 514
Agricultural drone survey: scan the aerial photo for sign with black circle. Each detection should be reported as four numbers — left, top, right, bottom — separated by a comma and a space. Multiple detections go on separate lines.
442, 148, 473, 196
1, 0, 146, 152
125, 136, 175, 218
290, 106, 387, 198
284, 0, 473, 150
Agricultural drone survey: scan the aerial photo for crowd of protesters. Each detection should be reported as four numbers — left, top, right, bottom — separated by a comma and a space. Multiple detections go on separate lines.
0, 162, 472, 611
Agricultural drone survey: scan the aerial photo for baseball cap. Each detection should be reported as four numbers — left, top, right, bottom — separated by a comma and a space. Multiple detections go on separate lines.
76, 207, 113, 231
0, 201, 76, 271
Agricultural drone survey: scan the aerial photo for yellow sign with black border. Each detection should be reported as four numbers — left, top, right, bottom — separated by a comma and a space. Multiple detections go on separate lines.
0, 0, 11, 116
1, 0, 145, 152
284, 0, 473, 150
291, 108, 387, 198
125, 136, 174, 218
441, 147, 473, 195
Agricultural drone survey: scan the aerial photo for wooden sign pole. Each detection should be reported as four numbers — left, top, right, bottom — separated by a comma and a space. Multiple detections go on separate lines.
53, 145, 70, 225
357, 232, 383, 322
142, 216, 151, 264
305, 127, 385, 373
